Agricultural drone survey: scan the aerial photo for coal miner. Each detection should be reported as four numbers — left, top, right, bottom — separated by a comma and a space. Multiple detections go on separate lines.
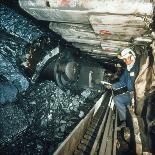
105, 48, 140, 129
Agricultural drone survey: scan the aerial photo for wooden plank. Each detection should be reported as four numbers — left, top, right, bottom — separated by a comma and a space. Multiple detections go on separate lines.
90, 24, 147, 41
99, 108, 113, 155
92, 50, 117, 56
90, 106, 110, 155
101, 40, 131, 47
89, 15, 151, 28
72, 42, 124, 57
89, 14, 152, 41
53, 108, 95, 155
49, 22, 97, 40
105, 112, 114, 155
113, 111, 118, 155
142, 152, 152, 155
128, 108, 142, 154
63, 36, 101, 45
101, 40, 131, 53
72, 42, 102, 53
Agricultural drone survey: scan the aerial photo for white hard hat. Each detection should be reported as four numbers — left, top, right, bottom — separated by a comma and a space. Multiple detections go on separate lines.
119, 48, 136, 59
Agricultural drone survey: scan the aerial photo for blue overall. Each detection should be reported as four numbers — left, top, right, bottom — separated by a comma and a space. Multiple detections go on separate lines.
112, 60, 139, 121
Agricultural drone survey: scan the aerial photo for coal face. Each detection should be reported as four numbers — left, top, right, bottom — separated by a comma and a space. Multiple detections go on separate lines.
0, 32, 29, 104
0, 80, 99, 154
0, 3, 47, 43
0, 3, 106, 155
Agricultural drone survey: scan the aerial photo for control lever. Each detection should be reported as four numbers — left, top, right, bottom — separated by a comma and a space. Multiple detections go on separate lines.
100, 81, 112, 89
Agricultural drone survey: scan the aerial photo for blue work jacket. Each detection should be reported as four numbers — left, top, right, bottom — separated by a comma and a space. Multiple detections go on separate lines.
112, 59, 139, 92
